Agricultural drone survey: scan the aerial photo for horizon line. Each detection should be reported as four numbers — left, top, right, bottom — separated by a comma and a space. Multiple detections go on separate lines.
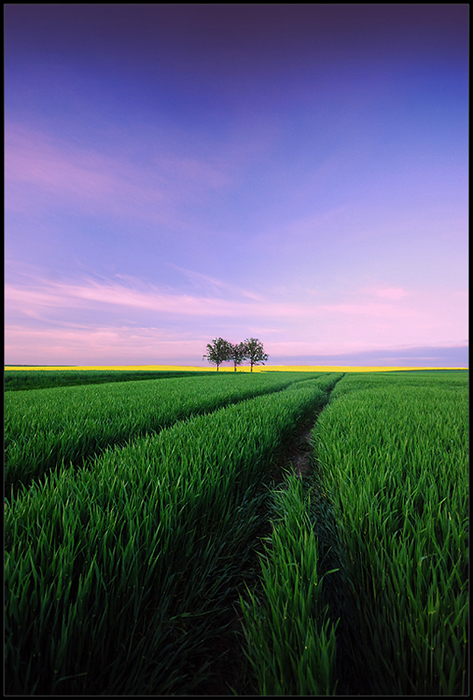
4, 364, 468, 372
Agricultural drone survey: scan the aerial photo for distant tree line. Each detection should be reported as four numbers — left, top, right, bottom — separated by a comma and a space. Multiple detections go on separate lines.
203, 337, 268, 372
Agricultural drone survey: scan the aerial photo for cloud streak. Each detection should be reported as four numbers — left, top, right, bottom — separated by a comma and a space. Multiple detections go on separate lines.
5, 266, 467, 366
5, 277, 305, 320
4, 324, 206, 365
5, 322, 467, 367
365, 286, 410, 300
5, 271, 422, 323
5, 122, 232, 229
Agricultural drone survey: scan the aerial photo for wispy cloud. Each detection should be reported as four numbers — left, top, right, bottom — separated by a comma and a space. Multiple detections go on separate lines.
6, 268, 427, 325
4, 324, 207, 365
5, 122, 231, 228
5, 272, 306, 321
361, 285, 410, 300
5, 322, 468, 367
316, 302, 415, 318
5, 262, 467, 365
168, 264, 266, 301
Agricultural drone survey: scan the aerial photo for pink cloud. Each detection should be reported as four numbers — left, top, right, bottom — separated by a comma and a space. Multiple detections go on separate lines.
6, 270, 466, 331
4, 324, 206, 365
361, 286, 410, 300
316, 302, 416, 318
5, 265, 467, 365
5, 122, 231, 226
169, 265, 266, 301
5, 268, 424, 325
5, 275, 308, 321
6, 320, 467, 367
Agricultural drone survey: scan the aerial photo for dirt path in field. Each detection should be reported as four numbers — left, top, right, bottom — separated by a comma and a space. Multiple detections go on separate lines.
190, 408, 327, 696
273, 423, 315, 479
263, 413, 368, 696
191, 384, 368, 696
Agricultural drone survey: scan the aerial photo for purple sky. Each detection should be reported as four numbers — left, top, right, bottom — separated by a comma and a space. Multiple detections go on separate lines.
5, 5, 468, 367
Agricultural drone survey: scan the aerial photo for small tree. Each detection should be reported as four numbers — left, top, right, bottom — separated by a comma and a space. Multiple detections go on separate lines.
229, 342, 248, 372
203, 337, 232, 371
244, 338, 268, 372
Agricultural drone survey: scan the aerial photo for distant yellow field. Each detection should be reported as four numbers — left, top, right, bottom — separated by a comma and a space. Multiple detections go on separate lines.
4, 365, 467, 372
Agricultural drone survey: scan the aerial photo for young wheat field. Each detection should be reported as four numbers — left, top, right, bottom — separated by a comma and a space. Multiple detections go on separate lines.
4, 367, 468, 695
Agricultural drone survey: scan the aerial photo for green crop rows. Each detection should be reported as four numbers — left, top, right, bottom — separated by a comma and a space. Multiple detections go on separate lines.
4, 369, 212, 392
4, 369, 469, 695
5, 371, 318, 496
5, 372, 340, 694
312, 371, 468, 695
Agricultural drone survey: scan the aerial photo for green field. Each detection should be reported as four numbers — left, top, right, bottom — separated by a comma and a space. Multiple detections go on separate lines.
3, 368, 212, 391
4, 369, 469, 695
5, 370, 320, 496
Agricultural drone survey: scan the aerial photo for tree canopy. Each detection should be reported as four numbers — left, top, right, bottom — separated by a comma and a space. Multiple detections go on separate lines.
244, 337, 269, 372
202, 337, 233, 371
229, 342, 248, 372
203, 337, 268, 371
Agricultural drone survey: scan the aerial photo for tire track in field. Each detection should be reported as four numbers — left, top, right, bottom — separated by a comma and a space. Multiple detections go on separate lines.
192, 375, 345, 695
264, 373, 366, 695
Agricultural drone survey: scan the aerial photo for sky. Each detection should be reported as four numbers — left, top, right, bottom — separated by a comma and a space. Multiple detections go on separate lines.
5, 4, 468, 367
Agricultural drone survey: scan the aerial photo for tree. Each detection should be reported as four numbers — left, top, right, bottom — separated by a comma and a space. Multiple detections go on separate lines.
229, 342, 248, 372
244, 338, 268, 372
203, 337, 232, 371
